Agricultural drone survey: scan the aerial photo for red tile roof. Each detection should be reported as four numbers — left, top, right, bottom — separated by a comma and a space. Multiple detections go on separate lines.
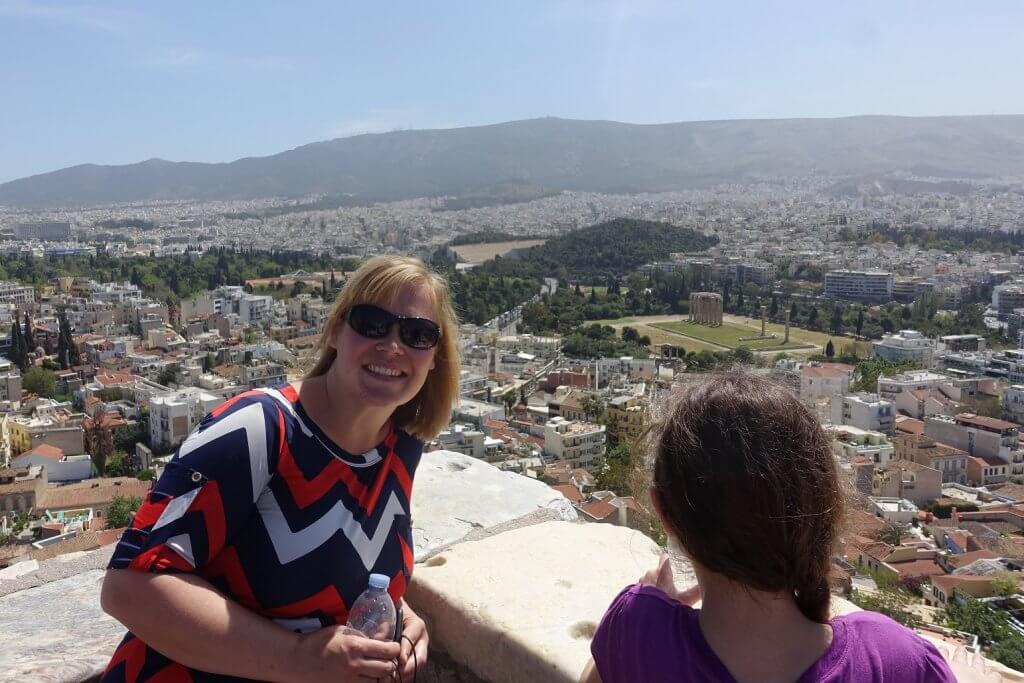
16, 443, 66, 462
579, 499, 618, 521
551, 484, 583, 504
895, 416, 925, 435
955, 413, 1019, 432
890, 558, 946, 579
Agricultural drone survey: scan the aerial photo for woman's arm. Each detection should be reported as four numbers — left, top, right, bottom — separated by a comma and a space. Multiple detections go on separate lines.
102, 569, 401, 682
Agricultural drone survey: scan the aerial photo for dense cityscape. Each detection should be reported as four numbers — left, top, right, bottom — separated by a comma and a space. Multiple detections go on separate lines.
0, 170, 1023, 674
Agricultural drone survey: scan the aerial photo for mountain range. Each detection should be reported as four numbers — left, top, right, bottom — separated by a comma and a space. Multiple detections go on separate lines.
3, 115, 1024, 208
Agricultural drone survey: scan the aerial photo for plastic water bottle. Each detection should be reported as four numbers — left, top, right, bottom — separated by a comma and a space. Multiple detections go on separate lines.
346, 573, 396, 641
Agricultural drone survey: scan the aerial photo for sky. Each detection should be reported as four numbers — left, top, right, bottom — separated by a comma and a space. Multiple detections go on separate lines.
2, 0, 1024, 183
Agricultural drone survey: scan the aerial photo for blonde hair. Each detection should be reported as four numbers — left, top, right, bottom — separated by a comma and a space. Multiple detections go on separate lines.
306, 255, 461, 440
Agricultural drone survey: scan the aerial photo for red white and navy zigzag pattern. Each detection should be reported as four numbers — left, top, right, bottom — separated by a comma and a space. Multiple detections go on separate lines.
101, 384, 421, 682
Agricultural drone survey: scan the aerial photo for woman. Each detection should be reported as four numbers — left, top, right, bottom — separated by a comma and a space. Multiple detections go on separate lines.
100, 255, 461, 682
581, 374, 955, 683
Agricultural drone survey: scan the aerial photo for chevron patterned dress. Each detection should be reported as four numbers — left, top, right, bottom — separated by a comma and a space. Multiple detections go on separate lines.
101, 384, 421, 682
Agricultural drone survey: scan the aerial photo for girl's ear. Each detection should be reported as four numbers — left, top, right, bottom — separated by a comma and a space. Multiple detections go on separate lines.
650, 485, 664, 520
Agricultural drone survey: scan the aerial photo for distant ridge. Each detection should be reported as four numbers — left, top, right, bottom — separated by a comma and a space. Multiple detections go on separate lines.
3, 115, 1024, 207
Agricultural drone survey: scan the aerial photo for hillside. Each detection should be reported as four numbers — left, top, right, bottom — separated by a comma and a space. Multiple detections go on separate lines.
3, 115, 1024, 207
446, 218, 716, 324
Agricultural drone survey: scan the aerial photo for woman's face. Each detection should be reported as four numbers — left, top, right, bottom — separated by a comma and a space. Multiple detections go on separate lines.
327, 283, 439, 411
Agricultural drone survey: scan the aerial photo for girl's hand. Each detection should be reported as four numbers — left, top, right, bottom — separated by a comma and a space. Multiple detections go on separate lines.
640, 553, 701, 606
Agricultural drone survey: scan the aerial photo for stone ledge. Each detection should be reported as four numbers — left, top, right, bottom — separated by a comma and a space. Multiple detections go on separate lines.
411, 450, 577, 561
407, 521, 667, 683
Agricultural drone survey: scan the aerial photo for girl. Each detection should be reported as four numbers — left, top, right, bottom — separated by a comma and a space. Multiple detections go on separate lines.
582, 374, 955, 683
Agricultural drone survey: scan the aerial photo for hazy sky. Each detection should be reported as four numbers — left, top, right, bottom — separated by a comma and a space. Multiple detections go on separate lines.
2, 0, 1024, 183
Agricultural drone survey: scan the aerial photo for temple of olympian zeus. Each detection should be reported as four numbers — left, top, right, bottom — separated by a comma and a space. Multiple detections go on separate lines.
688, 292, 723, 326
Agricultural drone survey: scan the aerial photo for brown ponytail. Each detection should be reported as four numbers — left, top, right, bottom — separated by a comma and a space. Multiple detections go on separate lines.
646, 374, 844, 623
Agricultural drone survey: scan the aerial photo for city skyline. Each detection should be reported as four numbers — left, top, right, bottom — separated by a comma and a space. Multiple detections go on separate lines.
3, 0, 1024, 182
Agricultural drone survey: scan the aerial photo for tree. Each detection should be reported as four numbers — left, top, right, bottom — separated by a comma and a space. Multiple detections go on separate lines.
830, 305, 844, 335
825, 339, 835, 358
990, 573, 1019, 597
106, 494, 143, 528
732, 346, 754, 365
8, 319, 25, 372
850, 587, 920, 627
502, 391, 517, 418
157, 366, 177, 387
22, 367, 56, 398
879, 522, 906, 546
113, 422, 148, 453
855, 307, 865, 336
789, 300, 799, 321
946, 596, 1024, 671
621, 326, 641, 344
769, 295, 778, 319
580, 393, 604, 422
22, 311, 35, 352
807, 306, 819, 329
595, 441, 633, 494
104, 451, 132, 477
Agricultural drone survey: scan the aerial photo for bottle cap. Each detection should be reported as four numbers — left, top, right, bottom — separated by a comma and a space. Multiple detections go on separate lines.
368, 573, 390, 590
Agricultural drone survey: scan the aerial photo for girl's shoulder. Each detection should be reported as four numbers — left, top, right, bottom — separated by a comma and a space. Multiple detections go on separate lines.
824, 611, 956, 682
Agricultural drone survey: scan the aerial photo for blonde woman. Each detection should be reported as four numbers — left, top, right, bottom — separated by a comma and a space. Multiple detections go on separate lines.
100, 256, 461, 682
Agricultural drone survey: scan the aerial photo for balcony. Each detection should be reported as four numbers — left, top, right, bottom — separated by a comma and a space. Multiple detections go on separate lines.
1, 451, 1020, 682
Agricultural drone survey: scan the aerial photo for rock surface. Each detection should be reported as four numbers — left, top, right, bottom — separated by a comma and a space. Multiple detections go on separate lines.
0, 568, 125, 682
407, 520, 667, 683
411, 451, 577, 560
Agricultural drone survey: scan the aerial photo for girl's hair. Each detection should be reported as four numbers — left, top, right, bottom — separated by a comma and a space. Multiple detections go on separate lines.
647, 373, 843, 622
306, 255, 461, 440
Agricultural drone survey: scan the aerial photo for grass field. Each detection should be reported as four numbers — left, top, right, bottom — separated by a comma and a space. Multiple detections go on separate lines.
653, 320, 815, 351
630, 324, 726, 353
593, 313, 860, 356
451, 240, 546, 263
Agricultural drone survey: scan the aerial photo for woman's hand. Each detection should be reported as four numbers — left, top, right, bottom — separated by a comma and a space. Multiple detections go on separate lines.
399, 602, 430, 679
640, 553, 701, 607
291, 625, 401, 682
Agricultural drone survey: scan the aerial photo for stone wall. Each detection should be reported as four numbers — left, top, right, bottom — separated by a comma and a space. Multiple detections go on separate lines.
0, 450, 1020, 682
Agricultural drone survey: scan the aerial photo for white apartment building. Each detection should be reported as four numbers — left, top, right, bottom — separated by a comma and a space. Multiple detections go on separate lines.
429, 424, 501, 460
496, 334, 562, 359
0, 360, 22, 409
1003, 385, 1024, 425
830, 426, 895, 466
544, 417, 606, 472
149, 389, 225, 451
824, 270, 893, 304
287, 294, 329, 332
992, 282, 1024, 320
596, 357, 657, 385
90, 280, 144, 304
924, 413, 1024, 483
842, 393, 895, 434
872, 330, 936, 367
799, 363, 854, 425
239, 361, 287, 390
0, 281, 35, 306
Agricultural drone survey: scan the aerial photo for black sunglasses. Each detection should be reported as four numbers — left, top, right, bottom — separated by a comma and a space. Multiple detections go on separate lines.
346, 304, 442, 350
